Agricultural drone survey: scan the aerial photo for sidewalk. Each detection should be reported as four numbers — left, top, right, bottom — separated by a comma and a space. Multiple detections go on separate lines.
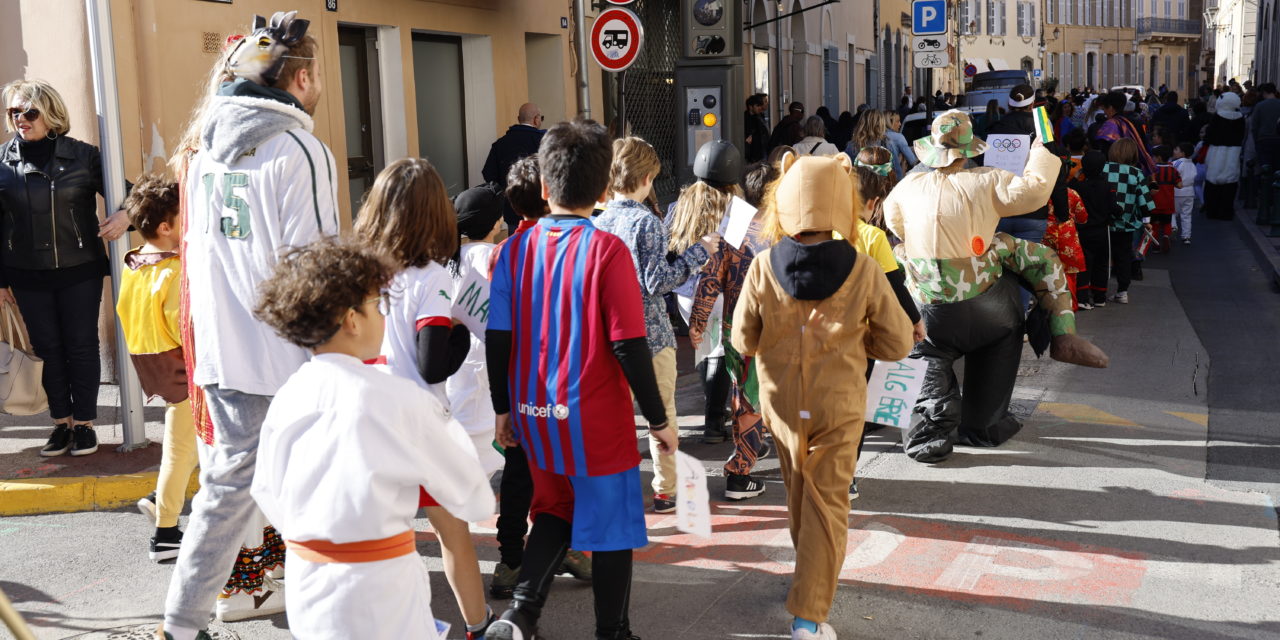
1234, 203, 1280, 285
0, 386, 190, 516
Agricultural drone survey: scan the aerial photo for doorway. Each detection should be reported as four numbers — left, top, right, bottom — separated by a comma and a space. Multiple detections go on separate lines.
338, 26, 385, 217
524, 34, 567, 124
412, 34, 468, 196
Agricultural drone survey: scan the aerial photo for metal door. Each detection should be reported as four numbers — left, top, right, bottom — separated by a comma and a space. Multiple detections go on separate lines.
338, 26, 385, 217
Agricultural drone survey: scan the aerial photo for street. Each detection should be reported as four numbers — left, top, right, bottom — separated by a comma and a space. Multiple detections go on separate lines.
3, 213, 1278, 639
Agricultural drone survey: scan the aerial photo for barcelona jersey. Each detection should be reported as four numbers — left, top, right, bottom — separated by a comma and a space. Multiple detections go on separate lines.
490, 216, 647, 477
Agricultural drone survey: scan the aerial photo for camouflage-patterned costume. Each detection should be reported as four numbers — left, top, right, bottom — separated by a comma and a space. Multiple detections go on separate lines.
900, 232, 1076, 336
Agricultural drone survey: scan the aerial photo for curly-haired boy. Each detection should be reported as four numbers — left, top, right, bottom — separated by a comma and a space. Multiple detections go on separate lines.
250, 239, 496, 639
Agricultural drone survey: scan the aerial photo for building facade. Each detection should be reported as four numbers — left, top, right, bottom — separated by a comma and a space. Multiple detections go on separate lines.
1257, 0, 1279, 85
1205, 0, 1258, 84
1043, 0, 1139, 92
1135, 0, 1201, 94
956, 0, 1044, 89
1, 0, 611, 224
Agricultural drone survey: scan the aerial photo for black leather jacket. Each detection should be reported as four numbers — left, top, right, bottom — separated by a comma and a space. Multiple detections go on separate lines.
0, 136, 108, 277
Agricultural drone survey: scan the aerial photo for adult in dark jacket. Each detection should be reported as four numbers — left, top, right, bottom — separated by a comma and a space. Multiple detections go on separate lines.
0, 79, 130, 458
743, 94, 771, 163
481, 103, 544, 230
768, 102, 805, 150
1150, 91, 1191, 144
1069, 151, 1123, 308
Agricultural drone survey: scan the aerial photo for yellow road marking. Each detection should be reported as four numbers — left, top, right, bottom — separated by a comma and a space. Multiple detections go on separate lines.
1038, 402, 1139, 427
1165, 411, 1209, 427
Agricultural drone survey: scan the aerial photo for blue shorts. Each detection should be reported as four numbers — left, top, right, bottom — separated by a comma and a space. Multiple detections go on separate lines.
530, 464, 648, 552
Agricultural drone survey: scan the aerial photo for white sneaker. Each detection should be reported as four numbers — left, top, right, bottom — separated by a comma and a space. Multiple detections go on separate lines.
792, 622, 837, 639
215, 576, 285, 622
1111, 291, 1129, 304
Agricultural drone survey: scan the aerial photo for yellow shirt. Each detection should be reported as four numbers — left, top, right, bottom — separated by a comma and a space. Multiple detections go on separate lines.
116, 248, 181, 356
834, 219, 899, 274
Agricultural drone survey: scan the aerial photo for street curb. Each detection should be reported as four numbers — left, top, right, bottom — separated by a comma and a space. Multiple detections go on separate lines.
1235, 212, 1280, 286
0, 471, 199, 516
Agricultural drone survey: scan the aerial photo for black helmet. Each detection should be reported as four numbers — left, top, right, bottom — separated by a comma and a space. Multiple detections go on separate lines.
693, 140, 742, 189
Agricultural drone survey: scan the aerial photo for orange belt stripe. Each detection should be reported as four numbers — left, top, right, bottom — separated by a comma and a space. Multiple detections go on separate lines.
286, 530, 416, 564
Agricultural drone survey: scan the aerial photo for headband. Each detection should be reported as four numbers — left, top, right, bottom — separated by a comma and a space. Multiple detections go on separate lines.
1009, 94, 1035, 108
854, 146, 893, 176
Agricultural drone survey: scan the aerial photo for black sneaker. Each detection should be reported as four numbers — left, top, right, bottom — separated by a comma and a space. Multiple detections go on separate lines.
137, 491, 158, 521
150, 527, 183, 562
70, 425, 98, 456
652, 493, 676, 514
724, 473, 765, 501
40, 425, 73, 457
485, 607, 538, 640
849, 479, 860, 501
701, 422, 729, 444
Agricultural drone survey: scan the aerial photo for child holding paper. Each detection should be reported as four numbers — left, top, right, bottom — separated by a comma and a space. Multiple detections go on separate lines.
731, 153, 914, 640
594, 136, 718, 514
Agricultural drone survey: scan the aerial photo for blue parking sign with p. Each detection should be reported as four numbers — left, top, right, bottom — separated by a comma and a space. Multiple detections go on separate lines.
912, 0, 947, 35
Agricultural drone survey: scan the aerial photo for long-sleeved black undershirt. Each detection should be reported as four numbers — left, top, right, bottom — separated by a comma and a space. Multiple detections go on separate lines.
416, 324, 472, 384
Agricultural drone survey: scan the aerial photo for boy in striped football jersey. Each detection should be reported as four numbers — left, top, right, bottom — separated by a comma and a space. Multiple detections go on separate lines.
485, 119, 673, 640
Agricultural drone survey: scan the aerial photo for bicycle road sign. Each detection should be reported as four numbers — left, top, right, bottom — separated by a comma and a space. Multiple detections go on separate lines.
591, 7, 644, 72
914, 50, 950, 69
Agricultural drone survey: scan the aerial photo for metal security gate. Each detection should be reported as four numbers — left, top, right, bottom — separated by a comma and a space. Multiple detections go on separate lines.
603, 0, 682, 205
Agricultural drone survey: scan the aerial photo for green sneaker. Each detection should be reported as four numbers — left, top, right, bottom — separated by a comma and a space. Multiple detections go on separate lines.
558, 548, 592, 581
489, 562, 520, 599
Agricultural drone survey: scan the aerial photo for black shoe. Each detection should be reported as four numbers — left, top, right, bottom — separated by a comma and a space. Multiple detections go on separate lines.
701, 421, 729, 444
724, 473, 765, 500
70, 425, 98, 456
40, 425, 73, 457
150, 527, 183, 562
486, 607, 538, 640
137, 491, 158, 521
849, 479, 861, 501
597, 629, 641, 640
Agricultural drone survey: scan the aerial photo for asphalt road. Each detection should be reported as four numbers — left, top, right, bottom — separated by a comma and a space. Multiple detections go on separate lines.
3, 214, 1278, 640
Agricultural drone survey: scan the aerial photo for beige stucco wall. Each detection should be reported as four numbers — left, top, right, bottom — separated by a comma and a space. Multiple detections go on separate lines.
2, 0, 597, 227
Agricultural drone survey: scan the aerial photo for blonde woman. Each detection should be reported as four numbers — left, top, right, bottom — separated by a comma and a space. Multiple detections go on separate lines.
0, 79, 130, 458
882, 110, 919, 176
596, 136, 717, 514
668, 141, 771, 501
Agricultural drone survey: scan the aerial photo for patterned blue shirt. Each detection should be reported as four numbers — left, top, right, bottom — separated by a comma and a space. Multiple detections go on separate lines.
594, 199, 710, 354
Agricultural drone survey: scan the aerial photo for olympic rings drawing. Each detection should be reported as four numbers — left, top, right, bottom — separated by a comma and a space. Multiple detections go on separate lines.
991, 138, 1023, 151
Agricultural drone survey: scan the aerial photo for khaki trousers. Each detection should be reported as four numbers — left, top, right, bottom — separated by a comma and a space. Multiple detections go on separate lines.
646, 348, 678, 495
156, 398, 198, 528
771, 414, 862, 622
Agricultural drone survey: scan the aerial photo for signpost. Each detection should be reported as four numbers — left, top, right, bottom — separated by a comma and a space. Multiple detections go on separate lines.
965, 63, 978, 78
591, 6, 643, 134
911, 0, 948, 35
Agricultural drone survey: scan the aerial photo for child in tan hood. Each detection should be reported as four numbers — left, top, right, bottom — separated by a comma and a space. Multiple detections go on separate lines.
731, 153, 913, 640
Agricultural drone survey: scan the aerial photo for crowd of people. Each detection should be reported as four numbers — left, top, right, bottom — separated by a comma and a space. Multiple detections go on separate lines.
4, 7, 1280, 640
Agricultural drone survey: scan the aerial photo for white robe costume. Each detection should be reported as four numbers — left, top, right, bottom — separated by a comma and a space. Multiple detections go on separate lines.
251, 353, 495, 640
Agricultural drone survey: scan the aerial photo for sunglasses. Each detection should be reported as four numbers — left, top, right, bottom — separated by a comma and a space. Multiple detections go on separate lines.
6, 107, 40, 122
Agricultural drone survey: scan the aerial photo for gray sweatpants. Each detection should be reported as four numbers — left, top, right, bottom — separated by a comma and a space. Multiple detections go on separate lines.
163, 385, 272, 631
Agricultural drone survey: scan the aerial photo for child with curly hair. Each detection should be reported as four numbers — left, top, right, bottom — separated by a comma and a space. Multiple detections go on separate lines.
251, 239, 494, 640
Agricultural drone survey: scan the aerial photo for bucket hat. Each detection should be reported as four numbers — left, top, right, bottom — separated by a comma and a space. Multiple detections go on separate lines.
913, 110, 989, 169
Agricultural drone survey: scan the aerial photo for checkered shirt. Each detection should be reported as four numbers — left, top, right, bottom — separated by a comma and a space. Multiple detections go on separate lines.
1100, 162, 1155, 232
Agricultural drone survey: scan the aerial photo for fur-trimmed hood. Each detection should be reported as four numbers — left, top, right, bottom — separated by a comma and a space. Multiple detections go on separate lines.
201, 80, 314, 165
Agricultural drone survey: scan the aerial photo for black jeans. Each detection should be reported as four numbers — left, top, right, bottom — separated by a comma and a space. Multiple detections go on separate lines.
12, 275, 102, 421
1076, 226, 1109, 303
1109, 229, 1135, 294
496, 444, 535, 568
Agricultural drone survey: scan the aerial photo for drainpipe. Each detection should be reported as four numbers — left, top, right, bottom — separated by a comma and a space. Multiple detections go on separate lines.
86, 0, 147, 451
575, 0, 591, 118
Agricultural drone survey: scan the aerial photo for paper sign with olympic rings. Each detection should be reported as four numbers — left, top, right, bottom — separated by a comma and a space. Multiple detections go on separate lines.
984, 134, 1031, 175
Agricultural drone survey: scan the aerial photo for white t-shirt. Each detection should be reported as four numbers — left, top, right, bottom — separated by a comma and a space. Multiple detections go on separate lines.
186, 128, 339, 396
380, 263, 454, 403
445, 243, 502, 476
1172, 157, 1197, 197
